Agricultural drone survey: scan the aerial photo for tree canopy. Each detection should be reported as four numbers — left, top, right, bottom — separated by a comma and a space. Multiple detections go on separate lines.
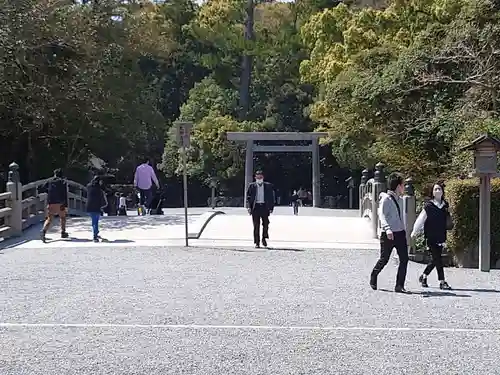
2, 0, 500, 196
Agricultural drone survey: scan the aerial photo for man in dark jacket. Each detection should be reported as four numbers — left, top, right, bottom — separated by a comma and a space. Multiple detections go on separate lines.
40, 169, 69, 242
86, 176, 108, 242
246, 170, 274, 248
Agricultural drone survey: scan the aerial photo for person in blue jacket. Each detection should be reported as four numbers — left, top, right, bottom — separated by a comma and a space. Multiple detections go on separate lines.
86, 176, 108, 242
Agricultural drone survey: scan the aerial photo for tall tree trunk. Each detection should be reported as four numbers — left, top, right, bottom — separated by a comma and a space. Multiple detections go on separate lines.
239, 0, 255, 120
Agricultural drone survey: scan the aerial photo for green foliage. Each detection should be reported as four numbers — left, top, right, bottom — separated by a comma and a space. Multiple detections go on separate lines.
299, 0, 500, 182
446, 178, 500, 268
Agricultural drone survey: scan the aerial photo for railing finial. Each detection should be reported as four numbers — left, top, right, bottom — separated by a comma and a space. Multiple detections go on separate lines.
374, 162, 385, 183
8, 162, 20, 183
404, 177, 415, 196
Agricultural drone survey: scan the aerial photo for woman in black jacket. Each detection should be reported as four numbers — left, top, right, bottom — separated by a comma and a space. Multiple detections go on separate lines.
86, 176, 108, 242
410, 182, 452, 290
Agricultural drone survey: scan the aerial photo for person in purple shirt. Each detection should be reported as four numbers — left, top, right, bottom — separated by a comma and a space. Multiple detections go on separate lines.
134, 158, 159, 213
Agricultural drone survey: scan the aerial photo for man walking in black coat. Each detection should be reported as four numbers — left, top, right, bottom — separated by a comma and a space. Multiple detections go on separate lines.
246, 170, 274, 248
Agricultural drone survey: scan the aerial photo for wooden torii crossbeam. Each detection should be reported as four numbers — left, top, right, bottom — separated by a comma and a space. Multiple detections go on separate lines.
226, 132, 328, 207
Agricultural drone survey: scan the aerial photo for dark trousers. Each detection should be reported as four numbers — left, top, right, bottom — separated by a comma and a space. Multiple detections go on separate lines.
89, 212, 100, 238
371, 231, 409, 287
139, 188, 153, 209
423, 243, 445, 280
252, 203, 269, 244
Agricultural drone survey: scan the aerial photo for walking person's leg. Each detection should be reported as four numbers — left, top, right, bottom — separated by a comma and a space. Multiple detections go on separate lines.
429, 244, 451, 289
90, 212, 99, 241
261, 208, 270, 246
252, 209, 261, 247
41, 205, 55, 242
370, 232, 393, 290
419, 245, 436, 287
394, 231, 409, 292
59, 205, 68, 238
145, 188, 153, 212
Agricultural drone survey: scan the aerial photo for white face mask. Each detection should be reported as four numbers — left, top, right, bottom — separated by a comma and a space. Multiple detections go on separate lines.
256, 178, 263, 185
433, 190, 443, 200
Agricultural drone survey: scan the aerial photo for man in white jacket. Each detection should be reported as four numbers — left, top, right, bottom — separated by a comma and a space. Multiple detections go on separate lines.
370, 173, 409, 293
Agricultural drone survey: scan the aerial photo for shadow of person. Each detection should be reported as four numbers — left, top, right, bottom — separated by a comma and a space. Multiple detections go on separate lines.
267, 247, 305, 252
377, 288, 471, 297
451, 288, 500, 294
99, 238, 134, 244
419, 291, 471, 298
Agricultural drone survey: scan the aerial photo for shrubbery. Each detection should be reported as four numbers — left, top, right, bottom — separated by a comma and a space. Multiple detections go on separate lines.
445, 178, 500, 268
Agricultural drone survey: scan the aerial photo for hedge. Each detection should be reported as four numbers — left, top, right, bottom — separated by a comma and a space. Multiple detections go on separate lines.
445, 178, 500, 268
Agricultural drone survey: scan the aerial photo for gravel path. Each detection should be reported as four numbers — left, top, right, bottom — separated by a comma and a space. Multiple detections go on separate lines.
1, 245, 500, 374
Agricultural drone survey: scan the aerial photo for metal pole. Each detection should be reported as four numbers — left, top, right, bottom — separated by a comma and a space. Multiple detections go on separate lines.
479, 174, 491, 272
312, 138, 320, 207
211, 187, 215, 209
182, 146, 189, 247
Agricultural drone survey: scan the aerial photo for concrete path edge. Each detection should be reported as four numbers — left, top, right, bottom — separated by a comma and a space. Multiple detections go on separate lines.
188, 211, 226, 239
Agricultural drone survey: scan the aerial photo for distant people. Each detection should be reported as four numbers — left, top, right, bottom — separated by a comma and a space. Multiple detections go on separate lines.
86, 176, 108, 242
411, 182, 452, 290
370, 173, 409, 293
298, 188, 307, 206
40, 168, 69, 242
246, 170, 275, 248
118, 193, 127, 216
307, 190, 312, 206
134, 158, 159, 214
291, 190, 299, 215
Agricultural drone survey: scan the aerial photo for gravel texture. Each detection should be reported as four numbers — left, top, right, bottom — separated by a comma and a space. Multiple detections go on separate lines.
1, 245, 500, 374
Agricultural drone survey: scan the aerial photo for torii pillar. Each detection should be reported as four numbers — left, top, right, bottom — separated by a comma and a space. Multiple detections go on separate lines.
227, 132, 328, 207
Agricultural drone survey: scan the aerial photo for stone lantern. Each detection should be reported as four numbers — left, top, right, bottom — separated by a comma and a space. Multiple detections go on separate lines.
461, 134, 500, 272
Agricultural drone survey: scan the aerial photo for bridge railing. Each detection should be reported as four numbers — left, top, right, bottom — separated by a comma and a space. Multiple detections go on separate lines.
360, 178, 374, 219
0, 162, 87, 241
358, 163, 417, 252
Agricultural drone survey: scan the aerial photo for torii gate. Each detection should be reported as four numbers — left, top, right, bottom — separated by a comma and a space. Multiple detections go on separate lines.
226, 132, 328, 207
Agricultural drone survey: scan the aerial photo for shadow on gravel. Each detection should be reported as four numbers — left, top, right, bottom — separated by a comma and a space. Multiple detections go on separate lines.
377, 288, 471, 298
268, 247, 305, 252
452, 288, 500, 294
419, 291, 471, 298
44, 237, 134, 244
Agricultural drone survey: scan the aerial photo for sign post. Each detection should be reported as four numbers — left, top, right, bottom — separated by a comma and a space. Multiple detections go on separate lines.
175, 122, 193, 247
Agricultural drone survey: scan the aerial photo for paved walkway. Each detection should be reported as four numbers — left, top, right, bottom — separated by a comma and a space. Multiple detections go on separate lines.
1, 243, 500, 374
3, 207, 498, 373
3, 207, 379, 250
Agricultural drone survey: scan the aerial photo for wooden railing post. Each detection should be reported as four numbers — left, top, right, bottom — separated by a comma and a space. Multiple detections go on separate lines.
6, 162, 22, 236
78, 187, 83, 211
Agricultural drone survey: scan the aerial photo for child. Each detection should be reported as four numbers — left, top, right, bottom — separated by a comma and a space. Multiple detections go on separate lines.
118, 193, 127, 216
411, 182, 452, 290
86, 176, 108, 242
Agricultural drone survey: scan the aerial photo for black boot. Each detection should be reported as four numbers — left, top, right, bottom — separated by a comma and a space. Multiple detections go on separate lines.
419, 275, 429, 288
440, 281, 452, 290
61, 231, 69, 239
395, 285, 409, 293
40, 230, 47, 243
370, 273, 378, 290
